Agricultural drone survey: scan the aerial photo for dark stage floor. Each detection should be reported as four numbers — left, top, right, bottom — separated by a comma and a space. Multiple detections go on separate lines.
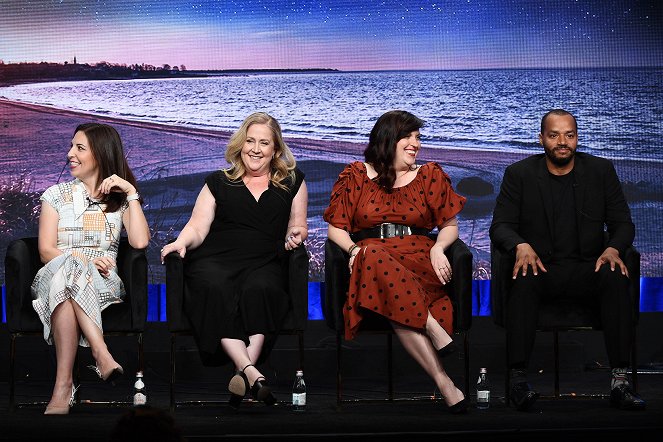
1, 318, 662, 441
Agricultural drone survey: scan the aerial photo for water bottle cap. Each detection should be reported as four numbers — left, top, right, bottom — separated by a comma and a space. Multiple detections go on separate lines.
296, 370, 303, 376
479, 367, 487, 373
136, 371, 144, 377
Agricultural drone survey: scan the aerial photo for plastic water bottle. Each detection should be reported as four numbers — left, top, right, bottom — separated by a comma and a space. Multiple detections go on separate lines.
476, 367, 490, 409
133, 371, 147, 406
292, 370, 306, 411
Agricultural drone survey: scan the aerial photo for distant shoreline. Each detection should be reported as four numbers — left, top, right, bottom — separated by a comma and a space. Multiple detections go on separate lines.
0, 66, 340, 88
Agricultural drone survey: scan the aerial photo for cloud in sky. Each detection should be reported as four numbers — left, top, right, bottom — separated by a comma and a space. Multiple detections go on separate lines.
1, 0, 661, 70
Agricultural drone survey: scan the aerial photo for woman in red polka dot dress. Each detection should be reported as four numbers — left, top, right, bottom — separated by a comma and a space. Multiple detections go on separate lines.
323, 110, 468, 413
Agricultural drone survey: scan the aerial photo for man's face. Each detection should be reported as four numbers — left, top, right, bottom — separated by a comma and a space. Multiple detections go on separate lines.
539, 114, 578, 167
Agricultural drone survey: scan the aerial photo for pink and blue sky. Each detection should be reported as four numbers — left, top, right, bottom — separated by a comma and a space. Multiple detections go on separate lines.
1, 0, 661, 70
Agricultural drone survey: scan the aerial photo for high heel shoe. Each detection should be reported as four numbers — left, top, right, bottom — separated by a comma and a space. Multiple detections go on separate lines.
437, 342, 458, 359
250, 378, 277, 406
228, 369, 249, 410
88, 363, 124, 383
447, 397, 469, 414
239, 364, 277, 406
44, 384, 79, 415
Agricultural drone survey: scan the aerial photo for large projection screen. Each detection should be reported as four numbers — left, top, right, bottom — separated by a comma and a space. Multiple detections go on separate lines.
1, 1, 662, 317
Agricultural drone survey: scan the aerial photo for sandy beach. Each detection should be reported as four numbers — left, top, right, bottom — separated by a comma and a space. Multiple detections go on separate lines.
0, 98, 530, 171
1, 98, 662, 282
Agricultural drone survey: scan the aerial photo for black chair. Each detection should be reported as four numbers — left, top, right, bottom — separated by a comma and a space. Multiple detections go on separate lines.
490, 241, 640, 402
324, 235, 473, 407
4, 236, 148, 411
165, 244, 309, 411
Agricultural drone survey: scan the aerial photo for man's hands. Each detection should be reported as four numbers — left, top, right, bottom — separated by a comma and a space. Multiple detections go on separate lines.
512, 243, 547, 279
512, 244, 627, 279
595, 247, 628, 277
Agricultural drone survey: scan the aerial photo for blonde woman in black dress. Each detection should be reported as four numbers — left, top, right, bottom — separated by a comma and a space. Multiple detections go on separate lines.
161, 112, 308, 408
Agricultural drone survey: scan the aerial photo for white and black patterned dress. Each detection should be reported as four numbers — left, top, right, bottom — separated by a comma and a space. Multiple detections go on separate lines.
31, 179, 127, 346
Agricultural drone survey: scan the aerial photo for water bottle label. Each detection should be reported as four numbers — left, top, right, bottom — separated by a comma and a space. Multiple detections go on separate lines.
134, 392, 147, 406
477, 390, 490, 401
292, 393, 306, 406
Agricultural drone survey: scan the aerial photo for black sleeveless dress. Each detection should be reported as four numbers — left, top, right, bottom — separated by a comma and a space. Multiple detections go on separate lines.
183, 168, 305, 366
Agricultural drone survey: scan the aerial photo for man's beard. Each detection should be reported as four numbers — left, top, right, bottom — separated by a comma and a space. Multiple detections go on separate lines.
545, 147, 575, 167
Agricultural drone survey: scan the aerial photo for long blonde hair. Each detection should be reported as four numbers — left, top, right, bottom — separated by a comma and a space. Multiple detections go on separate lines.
224, 112, 296, 190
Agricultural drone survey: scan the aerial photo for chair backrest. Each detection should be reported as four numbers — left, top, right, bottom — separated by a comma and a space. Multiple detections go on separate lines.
4, 236, 148, 334
323, 235, 473, 334
490, 241, 641, 329
5, 237, 42, 333
165, 244, 309, 333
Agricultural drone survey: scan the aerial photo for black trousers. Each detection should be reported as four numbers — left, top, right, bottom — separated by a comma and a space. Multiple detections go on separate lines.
506, 260, 633, 370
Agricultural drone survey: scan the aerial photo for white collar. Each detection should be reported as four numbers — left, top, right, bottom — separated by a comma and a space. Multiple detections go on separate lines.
72, 179, 98, 219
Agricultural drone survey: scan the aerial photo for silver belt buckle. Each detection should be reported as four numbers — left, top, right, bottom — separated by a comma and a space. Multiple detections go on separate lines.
379, 223, 410, 238
379, 223, 391, 239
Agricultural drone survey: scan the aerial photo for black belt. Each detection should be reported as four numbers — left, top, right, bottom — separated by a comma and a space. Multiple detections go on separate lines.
351, 223, 430, 241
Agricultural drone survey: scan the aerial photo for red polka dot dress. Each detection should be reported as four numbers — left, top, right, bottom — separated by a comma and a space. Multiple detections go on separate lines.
323, 162, 467, 340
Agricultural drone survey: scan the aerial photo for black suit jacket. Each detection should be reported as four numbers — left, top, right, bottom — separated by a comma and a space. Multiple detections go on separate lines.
489, 152, 634, 263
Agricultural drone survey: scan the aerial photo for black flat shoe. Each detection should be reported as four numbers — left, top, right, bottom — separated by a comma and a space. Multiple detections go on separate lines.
250, 378, 277, 406
437, 342, 458, 359
447, 397, 469, 414
510, 381, 539, 411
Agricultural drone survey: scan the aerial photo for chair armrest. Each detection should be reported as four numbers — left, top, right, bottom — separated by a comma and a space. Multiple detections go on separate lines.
116, 238, 148, 331
445, 238, 473, 332
164, 251, 186, 332
323, 239, 350, 332
489, 242, 512, 328
4, 237, 42, 332
288, 245, 310, 330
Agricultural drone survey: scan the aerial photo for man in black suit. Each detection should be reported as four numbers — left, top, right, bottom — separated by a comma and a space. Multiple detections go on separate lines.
490, 109, 645, 411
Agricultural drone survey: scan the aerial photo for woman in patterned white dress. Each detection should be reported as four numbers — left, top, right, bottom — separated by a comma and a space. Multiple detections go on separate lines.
31, 123, 150, 414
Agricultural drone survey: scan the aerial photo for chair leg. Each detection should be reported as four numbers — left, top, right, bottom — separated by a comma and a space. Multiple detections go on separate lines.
336, 333, 342, 408
9, 334, 16, 412
387, 333, 393, 401
505, 334, 511, 406
298, 331, 305, 371
463, 331, 470, 397
632, 326, 638, 393
553, 331, 560, 398
137, 333, 144, 372
170, 334, 176, 412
